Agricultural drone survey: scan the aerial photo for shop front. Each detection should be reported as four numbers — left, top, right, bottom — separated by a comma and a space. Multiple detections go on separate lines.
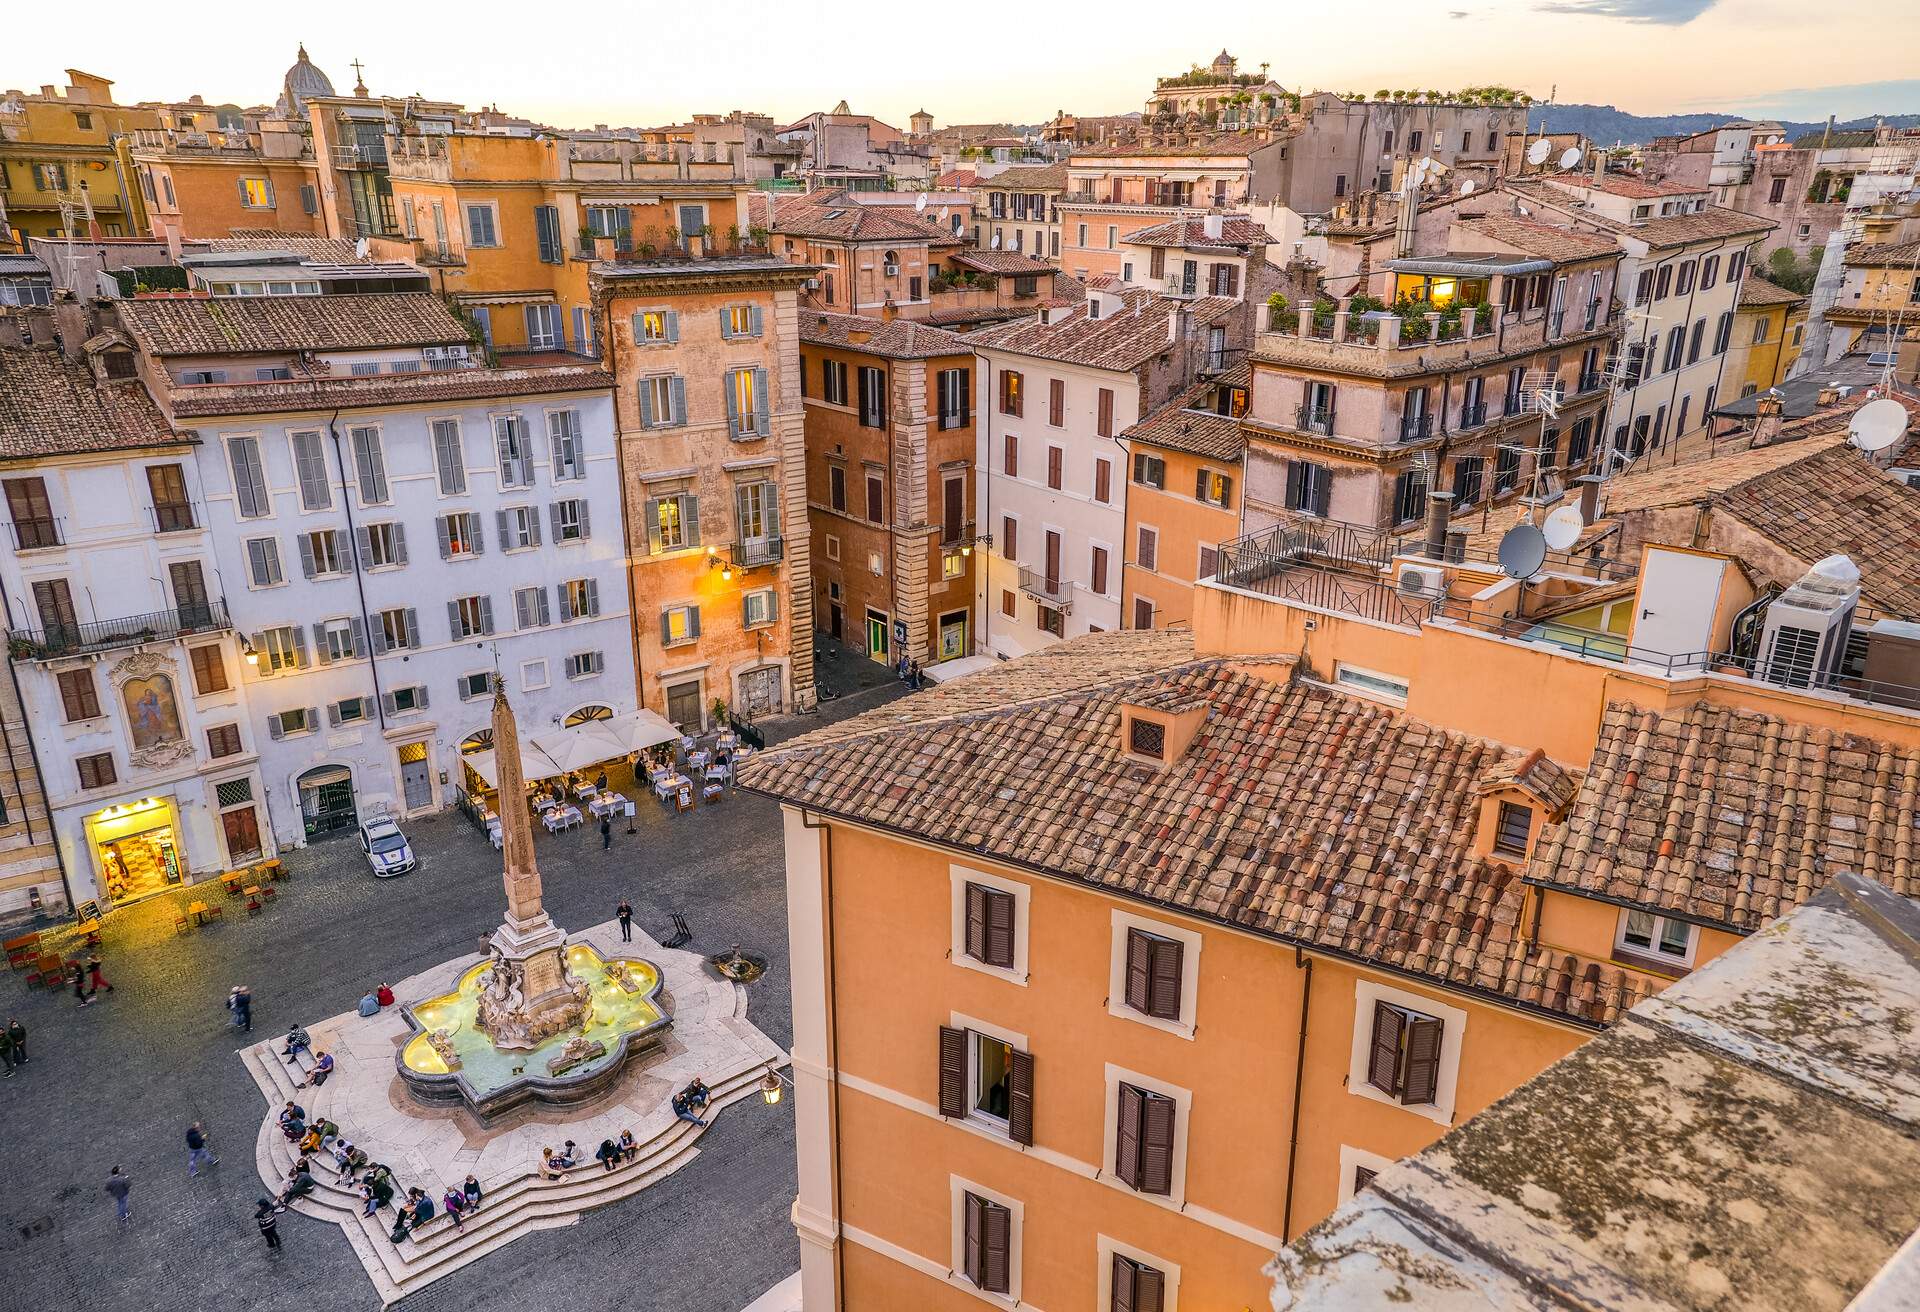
83, 796, 187, 908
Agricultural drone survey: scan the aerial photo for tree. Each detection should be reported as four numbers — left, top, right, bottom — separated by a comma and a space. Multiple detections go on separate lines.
1764, 248, 1818, 295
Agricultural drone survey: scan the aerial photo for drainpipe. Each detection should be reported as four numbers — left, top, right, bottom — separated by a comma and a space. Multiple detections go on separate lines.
800, 809, 846, 1311
1281, 944, 1314, 1243
323, 409, 389, 732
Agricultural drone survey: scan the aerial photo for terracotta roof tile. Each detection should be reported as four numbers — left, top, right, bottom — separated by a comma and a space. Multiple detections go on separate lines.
164, 362, 612, 418
742, 630, 1641, 1027
1124, 215, 1272, 250
1123, 365, 1249, 461
765, 188, 961, 244
969, 288, 1236, 373
985, 161, 1072, 192
0, 346, 178, 460
1586, 174, 1703, 200
207, 232, 366, 262
948, 249, 1055, 275
1529, 700, 1919, 931
1457, 215, 1619, 263
116, 293, 470, 356
1844, 240, 1920, 269
1737, 274, 1808, 308
798, 311, 973, 360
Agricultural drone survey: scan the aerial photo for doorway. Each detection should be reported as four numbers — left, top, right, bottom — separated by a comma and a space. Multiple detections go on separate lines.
92, 802, 184, 906
865, 608, 890, 665
398, 741, 432, 813
298, 765, 357, 841
221, 806, 263, 865
666, 680, 703, 731
938, 609, 969, 661
739, 666, 782, 717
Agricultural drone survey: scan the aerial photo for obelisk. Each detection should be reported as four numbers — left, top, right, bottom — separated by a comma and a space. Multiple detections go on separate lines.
475, 682, 588, 1049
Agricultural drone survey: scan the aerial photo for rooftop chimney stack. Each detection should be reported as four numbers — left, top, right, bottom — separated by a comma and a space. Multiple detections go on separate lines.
1423, 490, 1456, 562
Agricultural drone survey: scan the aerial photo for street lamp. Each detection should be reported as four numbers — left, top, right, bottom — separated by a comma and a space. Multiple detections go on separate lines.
760, 1070, 783, 1105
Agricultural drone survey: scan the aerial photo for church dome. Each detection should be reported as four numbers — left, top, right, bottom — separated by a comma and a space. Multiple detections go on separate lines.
281, 44, 336, 115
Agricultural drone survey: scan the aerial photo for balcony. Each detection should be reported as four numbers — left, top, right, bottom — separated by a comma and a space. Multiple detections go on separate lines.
151, 501, 198, 534
6, 516, 62, 550
732, 535, 785, 568
1017, 566, 1072, 611
1458, 401, 1488, 431
331, 143, 388, 170
1577, 371, 1604, 394
1295, 404, 1336, 436
1400, 414, 1434, 443
7, 600, 231, 662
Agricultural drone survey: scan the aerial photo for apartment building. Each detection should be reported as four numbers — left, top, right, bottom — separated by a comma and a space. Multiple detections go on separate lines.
1062, 134, 1283, 280
1120, 366, 1247, 628
1113, 213, 1283, 337
0, 333, 267, 914
110, 292, 630, 849
740, 384, 1920, 1312
798, 313, 977, 666
1727, 274, 1809, 396
973, 161, 1070, 261
1144, 50, 1286, 122
1825, 229, 1920, 380
755, 188, 964, 320
1246, 211, 1621, 535
1515, 172, 1774, 457
0, 648, 61, 927
0, 70, 155, 247
970, 286, 1239, 654
1643, 120, 1878, 263
593, 255, 816, 726
129, 102, 325, 243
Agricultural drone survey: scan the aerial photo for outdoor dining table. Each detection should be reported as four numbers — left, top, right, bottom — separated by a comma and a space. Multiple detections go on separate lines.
688, 748, 711, 771
653, 773, 690, 801
589, 792, 628, 818
572, 780, 598, 800
544, 805, 583, 833
187, 900, 212, 925
534, 795, 557, 812
488, 820, 503, 850
704, 765, 728, 784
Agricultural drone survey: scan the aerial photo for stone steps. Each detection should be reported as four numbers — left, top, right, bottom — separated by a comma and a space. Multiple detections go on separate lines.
238, 1038, 773, 1303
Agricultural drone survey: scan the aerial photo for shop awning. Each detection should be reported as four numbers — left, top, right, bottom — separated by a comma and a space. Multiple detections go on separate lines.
528, 710, 683, 773
461, 743, 564, 791
598, 709, 683, 755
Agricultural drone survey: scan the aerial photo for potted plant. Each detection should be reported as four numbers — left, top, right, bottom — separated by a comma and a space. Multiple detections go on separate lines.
709, 697, 731, 725
1266, 290, 1289, 330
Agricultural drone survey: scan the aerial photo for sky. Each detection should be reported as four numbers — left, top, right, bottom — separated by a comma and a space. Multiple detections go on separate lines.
6, 0, 1917, 130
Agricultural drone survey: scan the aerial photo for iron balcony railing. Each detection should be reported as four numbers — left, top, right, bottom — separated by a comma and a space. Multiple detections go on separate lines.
732, 535, 785, 567
7, 600, 231, 662
151, 501, 198, 534
1458, 400, 1488, 430
1399, 413, 1433, 443
331, 143, 389, 169
1577, 371, 1604, 394
6, 516, 62, 550
1017, 566, 1073, 610
1295, 404, 1336, 436
1212, 546, 1438, 629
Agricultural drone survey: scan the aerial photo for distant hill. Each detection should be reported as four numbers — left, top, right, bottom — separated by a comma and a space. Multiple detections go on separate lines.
1530, 104, 1920, 146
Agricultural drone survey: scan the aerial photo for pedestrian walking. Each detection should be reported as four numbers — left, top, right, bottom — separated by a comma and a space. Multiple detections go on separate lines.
0, 1025, 14, 1077
6, 1017, 25, 1064
616, 898, 633, 943
86, 952, 113, 995
228, 985, 252, 1032
600, 813, 612, 850
105, 1167, 131, 1222
255, 1198, 285, 1252
70, 961, 92, 1007
186, 1121, 219, 1176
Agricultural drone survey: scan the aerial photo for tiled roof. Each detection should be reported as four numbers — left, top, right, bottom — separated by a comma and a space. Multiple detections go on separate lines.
1529, 700, 1920, 931
1123, 364, 1249, 461
948, 249, 1055, 275
1714, 440, 1920, 618
1053, 271, 1088, 300
206, 232, 365, 262
117, 293, 470, 356
1792, 128, 1878, 149
1070, 129, 1291, 159
798, 311, 972, 360
1625, 205, 1776, 251
1123, 215, 1272, 250
741, 631, 1649, 1027
162, 362, 612, 418
764, 188, 959, 244
1844, 239, 1920, 269
1737, 273, 1807, 307
1587, 174, 1703, 200
0, 347, 179, 460
986, 161, 1072, 192
934, 169, 977, 189
968, 286, 1236, 372
1474, 748, 1576, 814
1456, 215, 1618, 263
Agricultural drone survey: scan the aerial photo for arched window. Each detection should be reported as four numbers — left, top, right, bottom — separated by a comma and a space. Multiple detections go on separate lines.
563, 705, 613, 727
459, 729, 493, 755
883, 249, 900, 277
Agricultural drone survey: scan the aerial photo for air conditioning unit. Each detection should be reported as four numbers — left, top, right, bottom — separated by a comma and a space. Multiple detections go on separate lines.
1889, 467, 1920, 489
1756, 555, 1860, 688
802, 277, 820, 290
1396, 563, 1447, 598
423, 345, 471, 364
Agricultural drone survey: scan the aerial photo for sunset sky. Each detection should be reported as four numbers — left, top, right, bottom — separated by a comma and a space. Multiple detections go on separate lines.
7, 0, 1916, 130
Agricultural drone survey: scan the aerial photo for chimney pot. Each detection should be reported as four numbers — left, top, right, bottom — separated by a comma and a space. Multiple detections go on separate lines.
1576, 474, 1603, 525
1423, 490, 1456, 561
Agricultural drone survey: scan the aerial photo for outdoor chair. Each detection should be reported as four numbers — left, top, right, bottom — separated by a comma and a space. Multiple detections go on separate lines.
173, 912, 191, 935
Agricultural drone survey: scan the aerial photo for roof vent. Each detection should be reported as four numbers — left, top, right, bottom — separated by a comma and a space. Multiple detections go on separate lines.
1203, 213, 1224, 240
1118, 692, 1209, 769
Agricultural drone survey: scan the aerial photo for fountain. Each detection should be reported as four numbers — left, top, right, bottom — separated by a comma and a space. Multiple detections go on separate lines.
395, 683, 672, 1119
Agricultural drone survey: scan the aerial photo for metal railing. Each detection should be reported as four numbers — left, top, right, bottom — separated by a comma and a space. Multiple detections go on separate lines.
7, 600, 231, 661
733, 535, 784, 567
151, 502, 197, 534
1212, 548, 1438, 628
5, 516, 62, 550
1217, 513, 1401, 577
1295, 404, 1336, 436
1017, 566, 1073, 609
1458, 401, 1488, 430
331, 143, 388, 169
1399, 414, 1433, 443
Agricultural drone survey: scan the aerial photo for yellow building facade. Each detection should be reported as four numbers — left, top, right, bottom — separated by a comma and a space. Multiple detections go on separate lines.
0, 70, 154, 247
1727, 274, 1808, 397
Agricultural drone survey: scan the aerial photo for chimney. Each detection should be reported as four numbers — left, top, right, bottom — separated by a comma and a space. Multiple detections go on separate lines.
1817, 384, 1839, 407
1423, 490, 1456, 561
0, 316, 23, 349
1593, 146, 1606, 184
1822, 114, 1834, 149
51, 293, 89, 363
1167, 305, 1188, 344
1576, 474, 1603, 525
879, 299, 897, 322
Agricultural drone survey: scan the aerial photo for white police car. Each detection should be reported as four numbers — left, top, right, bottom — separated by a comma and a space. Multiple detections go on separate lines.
359, 815, 416, 877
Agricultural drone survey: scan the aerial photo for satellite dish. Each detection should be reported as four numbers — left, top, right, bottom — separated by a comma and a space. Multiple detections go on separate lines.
1497, 524, 1548, 579
1850, 397, 1908, 452
915, 193, 928, 212
1559, 146, 1584, 171
989, 231, 1001, 249
1542, 504, 1586, 551
1526, 138, 1552, 166
1459, 179, 1477, 195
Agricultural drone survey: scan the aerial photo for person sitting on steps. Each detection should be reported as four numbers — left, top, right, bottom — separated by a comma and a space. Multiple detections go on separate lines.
281, 1026, 312, 1063
671, 1077, 712, 1127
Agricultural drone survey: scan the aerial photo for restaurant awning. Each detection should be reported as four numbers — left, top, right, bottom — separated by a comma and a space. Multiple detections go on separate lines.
597, 709, 683, 755
461, 743, 564, 790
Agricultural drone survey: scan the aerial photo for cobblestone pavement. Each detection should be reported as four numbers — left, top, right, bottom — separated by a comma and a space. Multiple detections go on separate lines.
0, 681, 906, 1311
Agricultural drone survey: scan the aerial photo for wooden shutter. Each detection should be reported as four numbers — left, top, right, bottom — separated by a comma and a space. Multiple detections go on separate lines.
938, 1025, 967, 1118
436, 516, 453, 560
724, 370, 741, 435
638, 379, 656, 429
1402, 1016, 1443, 1105
1148, 936, 1183, 1021
1049, 377, 1064, 426
718, 306, 735, 339
310, 623, 332, 665
1139, 1090, 1174, 1194
963, 1192, 986, 1285
671, 376, 688, 427
943, 478, 964, 542
1285, 461, 1305, 509
964, 883, 988, 961
1196, 467, 1210, 500
1097, 387, 1113, 438
1115, 1081, 1144, 1188
404, 609, 420, 649
1113, 1253, 1165, 1312
1113, 1253, 1136, 1312
1367, 1001, 1405, 1095
1095, 458, 1111, 503
1006, 1048, 1033, 1146
1047, 446, 1062, 489
1124, 928, 1152, 1013
984, 888, 1014, 969
1091, 546, 1108, 596
753, 368, 770, 436
1004, 433, 1017, 477
981, 1198, 1011, 1294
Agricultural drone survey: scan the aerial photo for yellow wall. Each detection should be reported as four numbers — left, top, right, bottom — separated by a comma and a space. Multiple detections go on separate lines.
1123, 442, 1241, 629
1730, 300, 1807, 396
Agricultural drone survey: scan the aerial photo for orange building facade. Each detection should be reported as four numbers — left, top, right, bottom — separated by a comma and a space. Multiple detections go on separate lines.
1121, 366, 1248, 629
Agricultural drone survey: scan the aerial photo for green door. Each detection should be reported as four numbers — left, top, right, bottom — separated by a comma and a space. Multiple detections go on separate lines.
866, 610, 890, 665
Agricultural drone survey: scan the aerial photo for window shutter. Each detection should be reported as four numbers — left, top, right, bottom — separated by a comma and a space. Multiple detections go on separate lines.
1140, 1091, 1174, 1194
981, 1199, 1010, 1294
267, 714, 284, 741
665, 310, 680, 343
436, 516, 452, 560
1007, 1049, 1034, 1147
478, 596, 494, 635
1135, 1263, 1165, 1312
1196, 467, 1209, 500
495, 509, 510, 547
1219, 474, 1234, 505
371, 620, 389, 655
516, 590, 532, 629
644, 498, 663, 555
718, 307, 734, 339
537, 590, 551, 627
584, 579, 599, 616
670, 376, 687, 427
724, 372, 740, 435
1115, 1082, 1144, 1188
984, 888, 1014, 969
1402, 1016, 1443, 1105
356, 526, 373, 568
557, 584, 573, 623
549, 503, 563, 541
1147, 936, 1183, 1021
381, 691, 397, 716
1124, 927, 1152, 1013
964, 884, 988, 960
527, 510, 542, 547
1367, 1001, 1405, 1095
311, 623, 332, 665
659, 611, 673, 646
938, 1025, 967, 1118
684, 495, 701, 546
416, 685, 429, 709
392, 523, 408, 565
348, 617, 367, 659
290, 629, 307, 668
753, 368, 770, 436
687, 605, 701, 639
1114, 1254, 1135, 1312
326, 702, 342, 727
404, 609, 420, 649
751, 304, 764, 336
579, 501, 592, 539
963, 1192, 985, 1285
1285, 460, 1304, 508
297, 534, 317, 579
447, 601, 462, 639
469, 513, 485, 555
638, 381, 655, 429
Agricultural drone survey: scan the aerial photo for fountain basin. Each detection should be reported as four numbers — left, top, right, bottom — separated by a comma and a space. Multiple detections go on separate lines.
396, 942, 671, 1121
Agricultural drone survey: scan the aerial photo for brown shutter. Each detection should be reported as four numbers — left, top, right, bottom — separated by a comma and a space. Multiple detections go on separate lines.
1135, 1262, 1165, 1312
1047, 445, 1062, 489
963, 1191, 985, 1283
1140, 1091, 1175, 1195
984, 888, 1015, 969
1124, 928, 1152, 1014
1097, 387, 1114, 438
964, 883, 988, 961
1115, 1081, 1143, 1188
938, 1025, 968, 1118
1004, 433, 1017, 477
1091, 546, 1108, 596
1226, 263, 1240, 297
1049, 377, 1064, 426
1402, 1016, 1443, 1105
1112, 1252, 1137, 1312
1147, 936, 1183, 1021
1006, 1048, 1034, 1146
981, 1198, 1011, 1294
1367, 1001, 1405, 1095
